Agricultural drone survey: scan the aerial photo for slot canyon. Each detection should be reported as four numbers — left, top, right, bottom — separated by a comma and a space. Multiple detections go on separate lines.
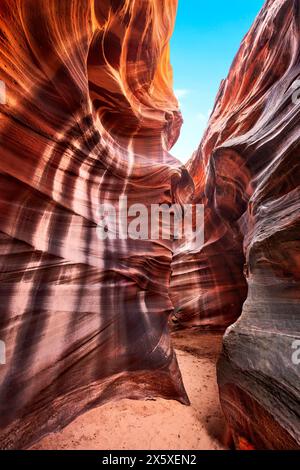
0, 0, 299, 450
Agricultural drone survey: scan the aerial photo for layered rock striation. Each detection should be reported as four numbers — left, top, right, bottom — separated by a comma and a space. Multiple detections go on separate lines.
0, 0, 299, 450
185, 0, 300, 449
0, 0, 190, 449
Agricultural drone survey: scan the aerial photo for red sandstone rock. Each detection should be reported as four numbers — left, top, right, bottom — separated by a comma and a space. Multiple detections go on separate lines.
0, 0, 189, 449
192, 0, 300, 449
172, 0, 300, 449
0, 0, 299, 451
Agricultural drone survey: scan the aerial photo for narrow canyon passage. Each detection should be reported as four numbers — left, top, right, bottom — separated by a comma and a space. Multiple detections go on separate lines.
32, 333, 226, 450
0, 0, 299, 451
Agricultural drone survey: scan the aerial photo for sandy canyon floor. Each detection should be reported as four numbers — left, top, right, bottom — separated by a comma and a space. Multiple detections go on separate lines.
32, 332, 227, 450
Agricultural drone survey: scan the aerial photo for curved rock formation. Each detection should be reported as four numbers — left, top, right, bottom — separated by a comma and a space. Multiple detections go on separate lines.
184, 0, 300, 449
0, 0, 190, 449
0, 0, 299, 451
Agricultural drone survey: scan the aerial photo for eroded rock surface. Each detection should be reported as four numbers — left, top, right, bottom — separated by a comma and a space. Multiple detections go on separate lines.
0, 0, 299, 450
186, 0, 300, 449
0, 0, 190, 449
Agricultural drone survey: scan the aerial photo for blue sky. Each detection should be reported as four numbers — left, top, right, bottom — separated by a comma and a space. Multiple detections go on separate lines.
170, 0, 265, 162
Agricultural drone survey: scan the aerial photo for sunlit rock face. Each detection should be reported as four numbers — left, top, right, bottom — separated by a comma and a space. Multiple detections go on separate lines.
185, 0, 300, 449
0, 0, 299, 451
0, 0, 191, 449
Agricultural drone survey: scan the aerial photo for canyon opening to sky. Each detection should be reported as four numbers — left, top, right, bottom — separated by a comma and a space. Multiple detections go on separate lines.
171, 0, 265, 163
0, 0, 299, 454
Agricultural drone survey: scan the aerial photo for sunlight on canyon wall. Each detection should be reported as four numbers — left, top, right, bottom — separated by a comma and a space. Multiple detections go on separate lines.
0, 0, 299, 449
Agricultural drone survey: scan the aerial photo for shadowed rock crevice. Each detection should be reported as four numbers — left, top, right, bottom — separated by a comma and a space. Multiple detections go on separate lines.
0, 0, 299, 450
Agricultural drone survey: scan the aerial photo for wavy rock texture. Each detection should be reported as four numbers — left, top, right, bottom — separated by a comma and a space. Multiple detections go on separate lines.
0, 0, 299, 451
0, 0, 192, 449
183, 0, 300, 449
